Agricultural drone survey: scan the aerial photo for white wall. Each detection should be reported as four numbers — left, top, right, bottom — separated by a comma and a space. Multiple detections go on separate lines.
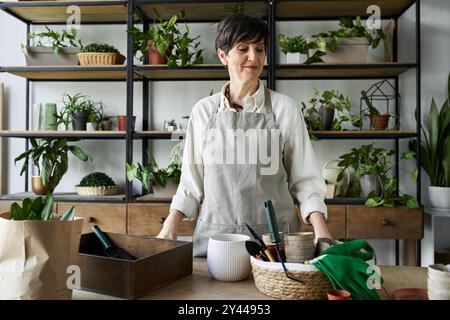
1, 1, 449, 265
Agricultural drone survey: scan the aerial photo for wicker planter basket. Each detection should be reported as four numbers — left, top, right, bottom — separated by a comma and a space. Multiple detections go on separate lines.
250, 256, 332, 300
77, 52, 126, 65
75, 185, 119, 196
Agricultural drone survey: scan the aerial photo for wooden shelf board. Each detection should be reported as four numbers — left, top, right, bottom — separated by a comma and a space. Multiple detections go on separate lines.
0, 130, 126, 139
311, 130, 417, 139
135, 64, 237, 80
276, 0, 416, 19
0, 192, 126, 202
2, 66, 138, 80
276, 62, 417, 79
0, 1, 128, 24
137, 1, 267, 22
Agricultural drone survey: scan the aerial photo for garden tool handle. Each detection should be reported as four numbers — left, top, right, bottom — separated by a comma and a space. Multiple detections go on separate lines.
92, 225, 112, 250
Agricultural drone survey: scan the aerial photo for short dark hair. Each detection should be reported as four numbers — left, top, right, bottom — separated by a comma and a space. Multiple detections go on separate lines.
215, 13, 268, 54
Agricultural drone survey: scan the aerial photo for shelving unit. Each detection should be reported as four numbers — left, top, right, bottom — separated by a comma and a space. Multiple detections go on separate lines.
0, 0, 422, 265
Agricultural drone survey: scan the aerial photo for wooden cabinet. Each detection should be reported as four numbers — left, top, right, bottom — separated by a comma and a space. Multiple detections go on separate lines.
347, 205, 423, 240
127, 203, 196, 236
298, 205, 346, 239
57, 202, 126, 234
0, 200, 14, 214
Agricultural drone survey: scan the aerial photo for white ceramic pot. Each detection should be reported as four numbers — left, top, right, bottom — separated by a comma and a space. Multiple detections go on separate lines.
207, 233, 251, 282
428, 186, 450, 209
152, 179, 178, 198
286, 52, 307, 64
86, 122, 97, 131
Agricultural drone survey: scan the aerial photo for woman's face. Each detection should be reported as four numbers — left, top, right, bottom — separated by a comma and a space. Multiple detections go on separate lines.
217, 40, 265, 84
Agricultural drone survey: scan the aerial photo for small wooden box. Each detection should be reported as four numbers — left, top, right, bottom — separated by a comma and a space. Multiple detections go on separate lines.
76, 232, 193, 299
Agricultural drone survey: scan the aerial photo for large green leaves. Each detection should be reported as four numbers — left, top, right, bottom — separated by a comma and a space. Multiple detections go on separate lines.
41, 193, 54, 220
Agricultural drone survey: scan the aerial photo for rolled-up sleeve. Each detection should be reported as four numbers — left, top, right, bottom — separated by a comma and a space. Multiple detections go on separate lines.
170, 106, 205, 221
283, 106, 327, 224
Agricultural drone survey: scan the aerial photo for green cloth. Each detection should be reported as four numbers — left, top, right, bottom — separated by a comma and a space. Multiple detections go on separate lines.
308, 240, 384, 300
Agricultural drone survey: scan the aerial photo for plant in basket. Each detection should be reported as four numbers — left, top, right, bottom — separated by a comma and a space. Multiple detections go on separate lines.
77, 43, 126, 65
75, 172, 119, 196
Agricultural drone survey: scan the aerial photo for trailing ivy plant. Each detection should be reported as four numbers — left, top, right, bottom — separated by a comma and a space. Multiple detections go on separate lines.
22, 26, 83, 55
14, 138, 92, 192
126, 142, 183, 191
9, 193, 75, 221
305, 16, 388, 64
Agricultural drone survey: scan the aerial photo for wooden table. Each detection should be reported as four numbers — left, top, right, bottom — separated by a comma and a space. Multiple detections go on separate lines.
73, 258, 427, 300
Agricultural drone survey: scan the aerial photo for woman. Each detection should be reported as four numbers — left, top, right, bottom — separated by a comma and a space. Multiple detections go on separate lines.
157, 13, 332, 256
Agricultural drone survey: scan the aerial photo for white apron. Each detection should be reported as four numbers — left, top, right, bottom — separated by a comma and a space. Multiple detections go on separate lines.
193, 87, 300, 256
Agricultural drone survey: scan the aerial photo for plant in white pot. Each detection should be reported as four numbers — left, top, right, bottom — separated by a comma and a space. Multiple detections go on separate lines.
277, 34, 308, 64
306, 16, 388, 64
420, 73, 450, 209
126, 143, 183, 198
22, 26, 82, 66
0, 193, 83, 299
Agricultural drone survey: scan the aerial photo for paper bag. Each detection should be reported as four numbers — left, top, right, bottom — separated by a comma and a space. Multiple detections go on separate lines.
0, 213, 83, 300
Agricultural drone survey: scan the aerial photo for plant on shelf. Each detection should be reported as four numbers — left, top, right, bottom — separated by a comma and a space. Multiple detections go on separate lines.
127, 10, 203, 67
14, 138, 91, 195
75, 172, 119, 196
418, 72, 450, 208
9, 193, 74, 221
278, 34, 310, 64
77, 43, 125, 65
305, 16, 388, 64
22, 26, 83, 55
361, 90, 392, 130
301, 89, 360, 137
166, 119, 177, 131
336, 144, 418, 208
126, 143, 183, 196
56, 93, 103, 130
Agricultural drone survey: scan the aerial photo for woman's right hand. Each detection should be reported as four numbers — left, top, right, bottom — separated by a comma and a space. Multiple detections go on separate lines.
156, 209, 184, 240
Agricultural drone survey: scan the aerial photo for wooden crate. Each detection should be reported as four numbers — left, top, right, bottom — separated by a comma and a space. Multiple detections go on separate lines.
76, 232, 192, 299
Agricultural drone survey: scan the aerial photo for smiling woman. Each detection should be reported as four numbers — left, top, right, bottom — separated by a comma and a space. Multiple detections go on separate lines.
157, 13, 332, 257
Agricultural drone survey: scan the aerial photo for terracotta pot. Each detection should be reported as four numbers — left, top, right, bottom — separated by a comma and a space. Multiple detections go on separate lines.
117, 115, 136, 131
369, 114, 389, 130
32, 176, 51, 195
147, 40, 168, 64
327, 289, 351, 300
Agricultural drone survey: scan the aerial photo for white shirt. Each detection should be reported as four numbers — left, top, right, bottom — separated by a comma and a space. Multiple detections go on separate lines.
170, 79, 327, 224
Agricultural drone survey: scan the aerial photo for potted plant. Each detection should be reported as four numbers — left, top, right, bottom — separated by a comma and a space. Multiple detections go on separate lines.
420, 73, 450, 208
301, 89, 357, 131
14, 138, 91, 195
306, 16, 388, 64
99, 115, 113, 131
0, 193, 83, 299
77, 43, 125, 65
361, 90, 391, 130
56, 93, 103, 131
127, 10, 203, 67
22, 26, 82, 66
75, 172, 119, 196
165, 119, 177, 131
126, 143, 182, 198
277, 34, 308, 64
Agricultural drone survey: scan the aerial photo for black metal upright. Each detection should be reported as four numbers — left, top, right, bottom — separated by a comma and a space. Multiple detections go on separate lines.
142, 14, 150, 196
267, 0, 276, 90
25, 23, 31, 192
125, 0, 135, 202
415, 0, 422, 267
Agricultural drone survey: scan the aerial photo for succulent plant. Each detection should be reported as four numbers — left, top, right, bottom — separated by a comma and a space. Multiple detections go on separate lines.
79, 172, 115, 187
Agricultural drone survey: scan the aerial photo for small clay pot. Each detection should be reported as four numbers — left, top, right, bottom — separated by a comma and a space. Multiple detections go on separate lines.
327, 289, 351, 300
369, 114, 389, 130
148, 40, 169, 64
117, 115, 136, 131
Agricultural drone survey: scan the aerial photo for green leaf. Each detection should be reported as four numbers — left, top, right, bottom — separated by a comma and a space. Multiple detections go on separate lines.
21, 198, 32, 219
365, 198, 380, 207
60, 206, 75, 221
410, 168, 419, 183
30, 197, 43, 217
41, 192, 54, 220
442, 137, 450, 186
401, 151, 416, 160
126, 162, 138, 181
69, 145, 90, 162
427, 98, 439, 164
403, 195, 420, 209
9, 203, 23, 220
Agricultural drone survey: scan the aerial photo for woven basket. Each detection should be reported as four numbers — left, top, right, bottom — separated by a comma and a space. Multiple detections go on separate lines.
77, 52, 126, 65
250, 256, 332, 300
75, 185, 119, 196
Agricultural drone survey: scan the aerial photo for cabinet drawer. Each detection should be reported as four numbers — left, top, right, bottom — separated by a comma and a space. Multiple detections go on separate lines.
0, 201, 15, 214
57, 202, 126, 234
347, 205, 423, 240
297, 205, 346, 239
128, 203, 196, 236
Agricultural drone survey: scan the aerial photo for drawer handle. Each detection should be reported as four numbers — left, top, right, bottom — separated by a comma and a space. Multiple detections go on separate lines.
159, 217, 166, 224
87, 217, 96, 223
382, 219, 391, 226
